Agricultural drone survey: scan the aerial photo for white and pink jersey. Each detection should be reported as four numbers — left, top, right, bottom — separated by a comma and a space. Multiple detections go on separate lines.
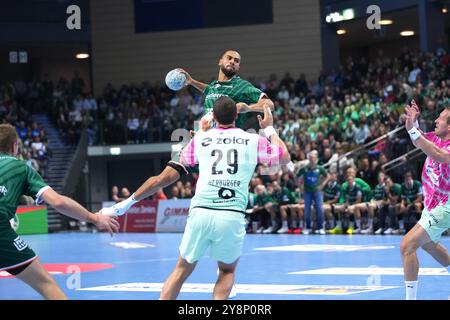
180, 127, 283, 212
421, 132, 450, 210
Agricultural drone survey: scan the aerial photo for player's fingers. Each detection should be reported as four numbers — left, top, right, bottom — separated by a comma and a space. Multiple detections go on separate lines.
257, 115, 264, 127
110, 221, 119, 233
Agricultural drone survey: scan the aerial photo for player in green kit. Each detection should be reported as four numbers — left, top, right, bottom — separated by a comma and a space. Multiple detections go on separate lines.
177, 50, 274, 131
0, 124, 119, 299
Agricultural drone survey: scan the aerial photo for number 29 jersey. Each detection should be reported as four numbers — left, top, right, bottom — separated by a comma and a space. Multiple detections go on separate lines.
180, 127, 282, 213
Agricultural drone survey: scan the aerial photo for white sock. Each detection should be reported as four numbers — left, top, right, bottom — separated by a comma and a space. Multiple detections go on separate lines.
271, 220, 277, 228
368, 218, 373, 228
356, 219, 361, 229
299, 220, 304, 228
282, 220, 288, 228
405, 280, 418, 300
399, 220, 404, 229
336, 220, 342, 228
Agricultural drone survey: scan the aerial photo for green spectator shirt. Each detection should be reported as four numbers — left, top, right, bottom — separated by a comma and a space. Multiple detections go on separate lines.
297, 164, 328, 193
339, 183, 363, 205
254, 192, 273, 208
272, 187, 297, 205
339, 177, 372, 202
323, 181, 341, 202
373, 183, 386, 201
401, 180, 423, 204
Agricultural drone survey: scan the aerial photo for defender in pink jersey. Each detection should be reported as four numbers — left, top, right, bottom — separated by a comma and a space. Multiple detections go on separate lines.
401, 100, 450, 300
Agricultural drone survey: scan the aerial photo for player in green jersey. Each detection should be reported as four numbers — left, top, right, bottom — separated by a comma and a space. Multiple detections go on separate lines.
177, 49, 274, 131
0, 124, 119, 299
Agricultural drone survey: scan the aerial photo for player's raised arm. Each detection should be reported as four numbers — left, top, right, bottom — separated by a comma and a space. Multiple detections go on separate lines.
257, 104, 291, 166
177, 68, 208, 92
40, 188, 119, 236
405, 102, 450, 163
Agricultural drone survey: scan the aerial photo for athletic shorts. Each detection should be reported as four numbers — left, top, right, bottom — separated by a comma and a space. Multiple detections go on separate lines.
0, 217, 37, 273
418, 205, 450, 243
179, 207, 246, 264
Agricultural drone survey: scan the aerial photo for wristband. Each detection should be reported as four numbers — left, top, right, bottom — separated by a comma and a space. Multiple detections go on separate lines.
264, 126, 277, 138
101, 194, 138, 216
413, 120, 419, 128
408, 127, 421, 141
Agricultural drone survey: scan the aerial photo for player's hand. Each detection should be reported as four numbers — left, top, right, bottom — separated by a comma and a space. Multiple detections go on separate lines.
100, 202, 127, 217
257, 104, 274, 129
236, 102, 249, 113
92, 213, 120, 236
176, 68, 193, 85
411, 99, 420, 121
199, 111, 213, 131
404, 104, 415, 131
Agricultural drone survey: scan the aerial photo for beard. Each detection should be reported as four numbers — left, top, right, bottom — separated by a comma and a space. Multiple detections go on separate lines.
220, 65, 237, 78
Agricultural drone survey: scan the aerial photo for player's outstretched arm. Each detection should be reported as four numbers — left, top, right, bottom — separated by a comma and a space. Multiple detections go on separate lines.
40, 188, 119, 235
100, 164, 185, 216
134, 166, 181, 201
176, 68, 207, 92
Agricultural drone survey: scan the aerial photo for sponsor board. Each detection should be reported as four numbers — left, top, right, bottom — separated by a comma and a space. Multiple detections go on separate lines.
102, 200, 158, 232
254, 244, 395, 252
289, 267, 450, 276
79, 282, 398, 295
155, 199, 190, 233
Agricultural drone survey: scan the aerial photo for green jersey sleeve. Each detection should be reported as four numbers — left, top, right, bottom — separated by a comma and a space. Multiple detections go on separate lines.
23, 165, 49, 204
242, 82, 263, 104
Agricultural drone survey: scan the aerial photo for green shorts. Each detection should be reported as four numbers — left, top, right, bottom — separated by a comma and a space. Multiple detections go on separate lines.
418, 205, 450, 243
179, 207, 246, 264
0, 218, 36, 272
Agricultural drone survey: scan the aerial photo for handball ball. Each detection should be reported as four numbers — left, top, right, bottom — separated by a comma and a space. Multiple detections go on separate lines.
165, 69, 187, 91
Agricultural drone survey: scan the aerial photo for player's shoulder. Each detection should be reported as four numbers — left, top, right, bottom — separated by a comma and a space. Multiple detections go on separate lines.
234, 77, 255, 87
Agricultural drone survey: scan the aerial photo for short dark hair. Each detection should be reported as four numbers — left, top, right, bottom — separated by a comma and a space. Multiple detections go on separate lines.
213, 96, 237, 125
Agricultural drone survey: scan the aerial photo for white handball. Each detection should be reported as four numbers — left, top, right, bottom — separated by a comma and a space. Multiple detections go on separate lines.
165, 69, 187, 91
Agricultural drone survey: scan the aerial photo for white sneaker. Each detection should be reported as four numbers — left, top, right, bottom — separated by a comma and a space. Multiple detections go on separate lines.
229, 285, 237, 299
256, 227, 264, 234
361, 228, 373, 234
318, 228, 326, 235
302, 229, 311, 235
353, 228, 361, 234
277, 227, 289, 234
384, 227, 394, 235
375, 228, 383, 235
392, 228, 404, 235
263, 226, 274, 234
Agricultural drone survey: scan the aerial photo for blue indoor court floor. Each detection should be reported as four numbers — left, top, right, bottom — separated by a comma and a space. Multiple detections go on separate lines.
1, 232, 449, 300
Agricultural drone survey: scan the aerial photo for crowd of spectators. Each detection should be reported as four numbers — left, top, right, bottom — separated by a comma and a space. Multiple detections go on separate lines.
2, 46, 449, 235
0, 84, 50, 178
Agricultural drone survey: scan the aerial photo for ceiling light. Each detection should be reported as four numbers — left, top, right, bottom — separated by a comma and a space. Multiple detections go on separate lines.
76, 53, 89, 59
379, 19, 393, 25
400, 30, 415, 37
443, 7, 448, 13
336, 29, 347, 35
